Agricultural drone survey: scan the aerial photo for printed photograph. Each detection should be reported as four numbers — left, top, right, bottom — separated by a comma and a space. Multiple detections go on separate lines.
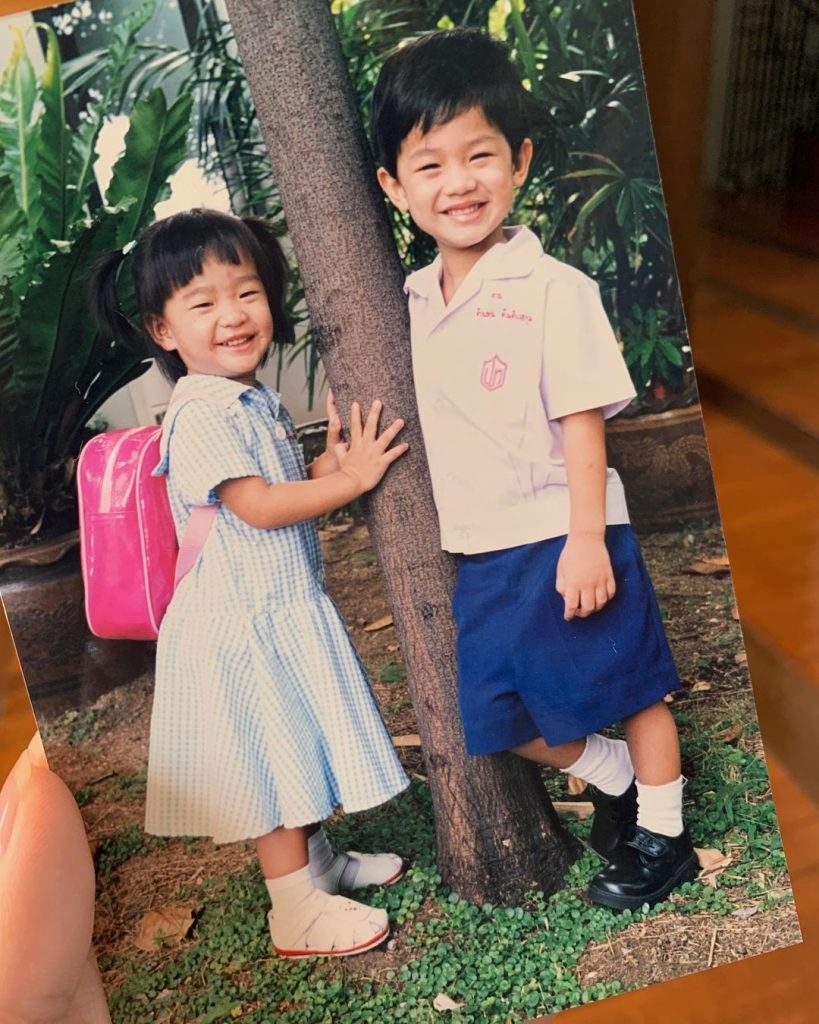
0, 1, 807, 1021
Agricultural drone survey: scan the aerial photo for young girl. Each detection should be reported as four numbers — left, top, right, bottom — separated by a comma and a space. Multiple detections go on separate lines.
89, 208, 411, 957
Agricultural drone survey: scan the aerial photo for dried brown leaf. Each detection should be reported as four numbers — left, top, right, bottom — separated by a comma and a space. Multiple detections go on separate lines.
718, 723, 743, 744
364, 614, 394, 633
685, 557, 731, 577
134, 905, 197, 951
690, 680, 712, 693
695, 847, 732, 888
731, 603, 740, 621
433, 993, 465, 1011
735, 651, 748, 666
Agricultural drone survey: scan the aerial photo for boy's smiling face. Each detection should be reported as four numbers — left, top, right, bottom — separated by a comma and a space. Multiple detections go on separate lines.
378, 106, 532, 269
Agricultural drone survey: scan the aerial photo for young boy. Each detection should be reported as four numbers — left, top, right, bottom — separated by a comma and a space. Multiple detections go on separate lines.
372, 28, 699, 910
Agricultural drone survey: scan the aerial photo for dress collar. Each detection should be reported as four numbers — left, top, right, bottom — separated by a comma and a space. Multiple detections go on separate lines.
168, 373, 281, 416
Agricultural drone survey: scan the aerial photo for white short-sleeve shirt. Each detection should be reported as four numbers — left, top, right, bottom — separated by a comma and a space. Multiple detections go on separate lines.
405, 225, 637, 554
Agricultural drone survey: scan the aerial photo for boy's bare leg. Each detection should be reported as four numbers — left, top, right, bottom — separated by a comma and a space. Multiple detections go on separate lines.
511, 736, 586, 769
621, 701, 681, 785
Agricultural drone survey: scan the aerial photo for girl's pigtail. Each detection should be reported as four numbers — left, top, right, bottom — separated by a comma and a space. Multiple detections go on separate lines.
242, 218, 296, 348
87, 248, 146, 358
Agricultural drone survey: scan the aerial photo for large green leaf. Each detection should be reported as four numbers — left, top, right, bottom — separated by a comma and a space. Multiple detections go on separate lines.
0, 29, 42, 237
34, 24, 72, 245
66, 0, 158, 227
0, 174, 24, 291
106, 89, 193, 246
11, 216, 123, 455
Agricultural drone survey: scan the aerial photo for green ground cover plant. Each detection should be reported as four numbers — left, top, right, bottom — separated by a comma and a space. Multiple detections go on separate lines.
41, 521, 795, 1022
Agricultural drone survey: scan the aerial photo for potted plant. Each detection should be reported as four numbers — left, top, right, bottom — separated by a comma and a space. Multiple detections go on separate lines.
0, 14, 193, 701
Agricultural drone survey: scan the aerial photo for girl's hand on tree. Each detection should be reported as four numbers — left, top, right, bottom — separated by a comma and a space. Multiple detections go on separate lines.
555, 533, 616, 621
336, 400, 408, 495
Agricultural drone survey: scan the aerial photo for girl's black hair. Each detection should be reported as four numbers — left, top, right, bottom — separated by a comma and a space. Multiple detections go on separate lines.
371, 28, 540, 177
88, 208, 294, 384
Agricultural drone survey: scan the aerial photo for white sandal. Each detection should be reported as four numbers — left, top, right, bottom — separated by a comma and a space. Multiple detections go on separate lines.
268, 889, 389, 958
337, 850, 406, 892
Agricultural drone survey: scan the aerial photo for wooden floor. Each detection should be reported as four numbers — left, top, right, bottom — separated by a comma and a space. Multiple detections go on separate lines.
1, 207, 818, 1020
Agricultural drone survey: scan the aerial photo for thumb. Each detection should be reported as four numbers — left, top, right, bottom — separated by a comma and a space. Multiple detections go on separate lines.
326, 413, 343, 445
333, 441, 349, 463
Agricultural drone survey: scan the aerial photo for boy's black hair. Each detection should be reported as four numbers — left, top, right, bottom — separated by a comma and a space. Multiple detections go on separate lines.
88, 208, 294, 384
371, 28, 537, 177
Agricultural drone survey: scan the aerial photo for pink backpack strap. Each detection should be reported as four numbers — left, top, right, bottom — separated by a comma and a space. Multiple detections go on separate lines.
174, 504, 219, 588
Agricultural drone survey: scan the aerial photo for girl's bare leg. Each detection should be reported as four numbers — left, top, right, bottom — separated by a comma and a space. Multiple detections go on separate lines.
255, 824, 311, 878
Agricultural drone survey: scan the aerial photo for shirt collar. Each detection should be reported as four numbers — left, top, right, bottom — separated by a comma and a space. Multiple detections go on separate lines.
168, 373, 281, 416
404, 224, 544, 299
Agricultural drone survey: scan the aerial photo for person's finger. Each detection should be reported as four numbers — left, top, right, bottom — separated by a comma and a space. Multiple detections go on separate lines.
325, 387, 338, 419
348, 401, 363, 443
0, 734, 104, 1023
326, 410, 343, 447
376, 417, 405, 450
563, 586, 579, 620
333, 441, 350, 464
595, 583, 610, 611
382, 441, 409, 465
576, 585, 599, 618
606, 575, 617, 600
363, 399, 383, 439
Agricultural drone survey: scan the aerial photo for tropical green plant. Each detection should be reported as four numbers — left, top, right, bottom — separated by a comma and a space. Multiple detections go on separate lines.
620, 305, 690, 400
0, 7, 193, 543
328, 0, 695, 408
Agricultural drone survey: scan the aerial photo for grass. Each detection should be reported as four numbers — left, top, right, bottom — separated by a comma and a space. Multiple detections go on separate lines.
99, 718, 791, 1023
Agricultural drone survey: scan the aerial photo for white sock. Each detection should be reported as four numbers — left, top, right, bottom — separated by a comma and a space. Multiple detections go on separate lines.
308, 827, 403, 893
265, 863, 315, 915
561, 733, 634, 796
636, 776, 685, 837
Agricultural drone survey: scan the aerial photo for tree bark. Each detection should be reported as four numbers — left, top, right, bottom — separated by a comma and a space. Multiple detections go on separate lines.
224, 0, 577, 905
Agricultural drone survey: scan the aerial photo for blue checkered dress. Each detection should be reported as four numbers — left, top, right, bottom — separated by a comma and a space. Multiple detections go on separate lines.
144, 374, 408, 843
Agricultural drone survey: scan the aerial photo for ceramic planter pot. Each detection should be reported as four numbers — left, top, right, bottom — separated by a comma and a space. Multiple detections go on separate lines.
606, 403, 719, 531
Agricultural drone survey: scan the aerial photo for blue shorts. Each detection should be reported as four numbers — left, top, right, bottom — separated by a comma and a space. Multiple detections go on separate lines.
452, 525, 679, 754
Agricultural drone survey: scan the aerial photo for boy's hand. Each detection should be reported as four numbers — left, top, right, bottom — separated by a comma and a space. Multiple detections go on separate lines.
556, 533, 616, 621
337, 399, 408, 495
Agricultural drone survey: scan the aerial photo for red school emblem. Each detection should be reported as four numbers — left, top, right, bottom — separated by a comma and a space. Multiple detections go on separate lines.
480, 354, 508, 391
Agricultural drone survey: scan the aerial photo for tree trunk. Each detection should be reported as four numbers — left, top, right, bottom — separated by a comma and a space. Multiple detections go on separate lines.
224, 0, 578, 905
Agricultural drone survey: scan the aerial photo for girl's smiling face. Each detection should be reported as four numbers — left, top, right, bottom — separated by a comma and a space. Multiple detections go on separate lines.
147, 254, 274, 385
377, 106, 532, 268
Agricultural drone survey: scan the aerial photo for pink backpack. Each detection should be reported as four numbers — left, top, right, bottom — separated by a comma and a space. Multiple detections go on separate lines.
77, 425, 217, 640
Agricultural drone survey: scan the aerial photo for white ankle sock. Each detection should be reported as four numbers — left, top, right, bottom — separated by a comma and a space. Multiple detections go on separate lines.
308, 827, 403, 893
562, 733, 634, 796
265, 863, 315, 915
636, 776, 685, 837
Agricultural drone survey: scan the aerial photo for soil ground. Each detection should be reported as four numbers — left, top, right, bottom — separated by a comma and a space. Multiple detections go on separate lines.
39, 517, 799, 1016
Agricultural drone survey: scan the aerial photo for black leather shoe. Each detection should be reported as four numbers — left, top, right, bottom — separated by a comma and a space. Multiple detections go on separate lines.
587, 825, 699, 911
587, 780, 638, 861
